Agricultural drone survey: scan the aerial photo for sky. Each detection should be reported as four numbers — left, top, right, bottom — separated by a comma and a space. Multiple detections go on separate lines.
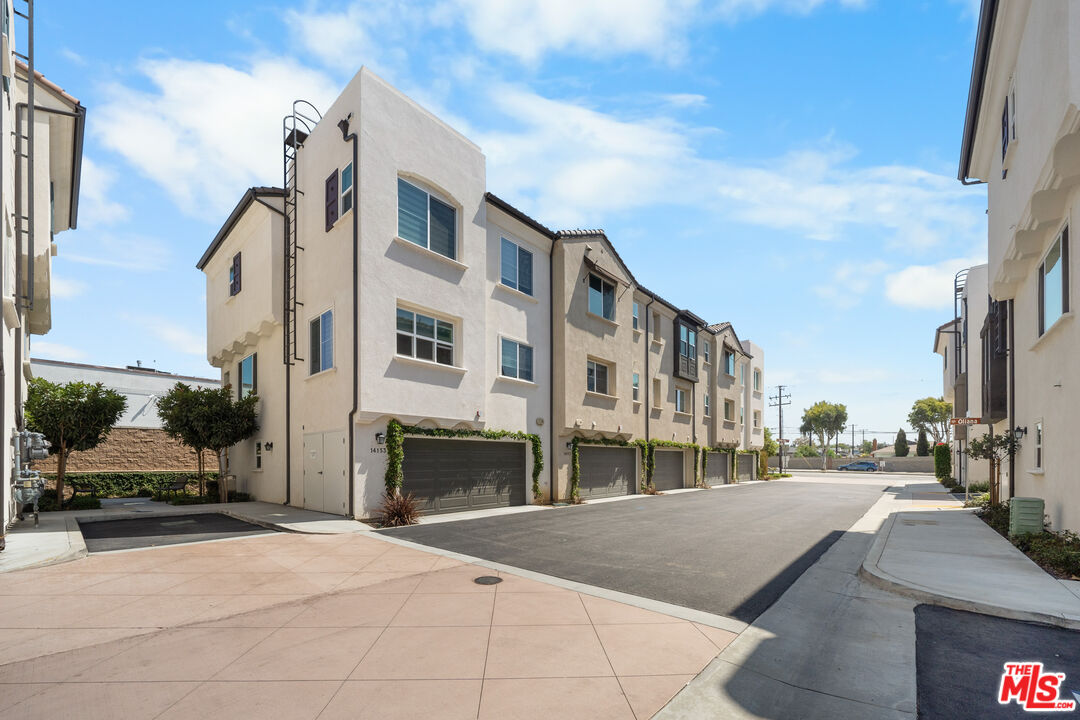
29, 0, 987, 443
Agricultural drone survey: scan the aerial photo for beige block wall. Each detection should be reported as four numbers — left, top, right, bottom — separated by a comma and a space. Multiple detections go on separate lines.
33, 428, 202, 473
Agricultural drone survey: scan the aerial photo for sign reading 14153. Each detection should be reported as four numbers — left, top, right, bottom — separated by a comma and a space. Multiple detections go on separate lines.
950, 417, 983, 425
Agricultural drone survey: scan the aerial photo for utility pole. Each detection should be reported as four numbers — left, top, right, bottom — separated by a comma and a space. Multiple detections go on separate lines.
769, 386, 791, 474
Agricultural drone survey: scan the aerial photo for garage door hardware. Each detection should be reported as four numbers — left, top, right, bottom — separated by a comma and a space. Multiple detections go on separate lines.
474, 576, 503, 585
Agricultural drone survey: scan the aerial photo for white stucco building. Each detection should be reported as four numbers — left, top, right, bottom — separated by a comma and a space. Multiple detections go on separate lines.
959, 0, 1079, 530
1, 2, 86, 546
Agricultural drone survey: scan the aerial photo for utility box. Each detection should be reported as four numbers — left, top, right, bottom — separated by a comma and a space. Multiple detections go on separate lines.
1009, 497, 1045, 536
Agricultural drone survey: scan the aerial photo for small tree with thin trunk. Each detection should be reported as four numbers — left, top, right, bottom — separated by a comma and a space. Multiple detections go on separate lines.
202, 386, 259, 503
24, 378, 127, 504
894, 429, 909, 457
157, 383, 212, 496
799, 401, 848, 471
908, 397, 953, 445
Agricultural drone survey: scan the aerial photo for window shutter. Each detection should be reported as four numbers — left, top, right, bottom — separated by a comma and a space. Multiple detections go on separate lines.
1062, 227, 1070, 314
231, 253, 241, 295
325, 170, 339, 231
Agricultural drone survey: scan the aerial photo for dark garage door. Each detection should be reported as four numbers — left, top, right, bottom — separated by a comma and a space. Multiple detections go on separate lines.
736, 453, 756, 482
578, 446, 636, 499
403, 438, 526, 514
705, 451, 729, 485
652, 450, 684, 491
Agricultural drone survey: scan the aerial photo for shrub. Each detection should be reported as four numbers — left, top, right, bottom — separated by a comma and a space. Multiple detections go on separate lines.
157, 490, 251, 505
968, 481, 990, 493
963, 492, 990, 508
378, 491, 420, 527
934, 444, 951, 480
916, 430, 929, 457
42, 472, 215, 499
894, 429, 909, 457
33, 493, 101, 512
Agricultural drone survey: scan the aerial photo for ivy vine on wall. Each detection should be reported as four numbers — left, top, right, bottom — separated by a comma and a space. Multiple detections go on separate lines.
383, 418, 544, 501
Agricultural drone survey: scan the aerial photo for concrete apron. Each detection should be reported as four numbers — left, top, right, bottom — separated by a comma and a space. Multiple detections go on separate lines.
657, 487, 921, 720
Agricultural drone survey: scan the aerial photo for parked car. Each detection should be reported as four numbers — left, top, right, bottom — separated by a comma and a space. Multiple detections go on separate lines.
838, 461, 878, 472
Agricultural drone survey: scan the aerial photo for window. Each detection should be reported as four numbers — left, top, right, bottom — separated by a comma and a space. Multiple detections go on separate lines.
588, 274, 615, 320
633, 373, 640, 402
397, 178, 456, 259
587, 359, 610, 395
723, 350, 735, 376
739, 364, 745, 386
1035, 421, 1043, 469
704, 393, 710, 417
500, 238, 533, 295
1038, 227, 1069, 335
724, 399, 734, 421
309, 310, 333, 375
740, 405, 744, 425
1002, 82, 1017, 166
633, 302, 640, 330
255, 441, 263, 470
753, 368, 761, 391
754, 410, 761, 428
704, 342, 710, 364
229, 253, 241, 296
500, 338, 533, 382
238, 353, 257, 399
653, 378, 662, 408
652, 312, 661, 341
676, 388, 688, 413
678, 325, 697, 362
340, 162, 354, 215
396, 308, 454, 366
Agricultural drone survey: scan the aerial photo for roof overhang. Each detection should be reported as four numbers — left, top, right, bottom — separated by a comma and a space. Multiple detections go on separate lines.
934, 319, 959, 354
197, 187, 285, 270
958, 0, 1000, 183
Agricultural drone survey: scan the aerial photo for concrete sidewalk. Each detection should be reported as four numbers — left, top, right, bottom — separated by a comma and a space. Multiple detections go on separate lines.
0, 499, 369, 574
860, 504, 1080, 629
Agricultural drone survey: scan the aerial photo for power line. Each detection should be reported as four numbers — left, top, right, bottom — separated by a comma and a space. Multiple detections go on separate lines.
768, 385, 791, 473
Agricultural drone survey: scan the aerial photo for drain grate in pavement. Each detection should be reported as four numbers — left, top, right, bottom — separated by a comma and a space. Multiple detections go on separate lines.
78, 513, 276, 553
474, 576, 503, 585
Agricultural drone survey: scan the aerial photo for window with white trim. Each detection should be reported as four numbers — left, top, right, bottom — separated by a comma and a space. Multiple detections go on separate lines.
1034, 421, 1043, 469
722, 350, 735, 376
309, 309, 333, 375
724, 399, 734, 421
1038, 227, 1069, 335
739, 363, 745, 387
753, 368, 761, 391
753, 410, 761, 428
633, 302, 640, 330
704, 342, 710, 364
587, 359, 610, 395
633, 372, 640, 402
652, 378, 661, 408
397, 177, 456, 259
588, 274, 615, 320
500, 338, 533, 382
676, 388, 687, 413
704, 392, 710, 417
340, 162, 353, 215
500, 238, 533, 295
396, 307, 454, 366
238, 353, 257, 399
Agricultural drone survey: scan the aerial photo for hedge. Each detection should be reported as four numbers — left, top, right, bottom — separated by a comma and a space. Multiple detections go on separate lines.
40, 471, 218, 498
933, 444, 952, 480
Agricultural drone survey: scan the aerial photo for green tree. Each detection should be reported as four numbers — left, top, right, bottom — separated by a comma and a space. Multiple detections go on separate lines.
894, 428, 909, 457
916, 429, 930, 457
202, 386, 259, 503
795, 444, 819, 457
760, 427, 779, 477
933, 443, 951, 480
908, 397, 953, 444
24, 378, 127, 504
799, 401, 849, 470
859, 440, 874, 456
157, 383, 212, 497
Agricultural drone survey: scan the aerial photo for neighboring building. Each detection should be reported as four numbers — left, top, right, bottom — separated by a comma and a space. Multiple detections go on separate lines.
934, 265, 991, 488
29, 359, 219, 474
959, 1, 1078, 529
741, 340, 766, 452
200, 68, 764, 519
1, 3, 86, 545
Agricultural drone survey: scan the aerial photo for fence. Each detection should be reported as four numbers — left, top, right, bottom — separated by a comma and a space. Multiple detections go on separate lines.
768, 455, 935, 473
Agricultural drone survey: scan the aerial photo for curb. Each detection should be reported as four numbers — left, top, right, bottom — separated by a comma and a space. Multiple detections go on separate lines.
859, 513, 1080, 630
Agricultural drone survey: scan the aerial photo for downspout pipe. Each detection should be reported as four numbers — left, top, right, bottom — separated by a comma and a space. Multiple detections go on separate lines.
339, 115, 359, 519
548, 235, 558, 504
643, 297, 656, 450
1007, 298, 1015, 499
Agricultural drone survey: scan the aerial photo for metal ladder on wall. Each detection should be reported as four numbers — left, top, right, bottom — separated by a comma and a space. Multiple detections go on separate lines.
281, 100, 321, 365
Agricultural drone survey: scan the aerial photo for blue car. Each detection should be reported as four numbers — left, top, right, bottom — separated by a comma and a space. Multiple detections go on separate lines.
838, 461, 878, 472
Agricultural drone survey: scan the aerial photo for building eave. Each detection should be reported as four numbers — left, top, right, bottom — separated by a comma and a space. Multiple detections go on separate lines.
197, 187, 285, 270
958, 0, 1000, 183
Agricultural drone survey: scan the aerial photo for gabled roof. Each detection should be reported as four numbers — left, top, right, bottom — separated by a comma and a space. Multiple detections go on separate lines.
197, 187, 285, 270
484, 192, 557, 239
958, 0, 999, 182
934, 318, 959, 354
706, 322, 750, 356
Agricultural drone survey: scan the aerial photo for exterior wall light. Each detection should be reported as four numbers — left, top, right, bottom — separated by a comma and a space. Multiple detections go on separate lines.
1013, 426, 1027, 440
263, 441, 273, 451
375, 432, 386, 445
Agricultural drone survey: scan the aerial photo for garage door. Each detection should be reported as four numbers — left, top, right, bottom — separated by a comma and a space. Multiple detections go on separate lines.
578, 446, 636, 499
403, 438, 526, 514
736, 453, 756, 482
652, 450, 684, 491
705, 451, 730, 485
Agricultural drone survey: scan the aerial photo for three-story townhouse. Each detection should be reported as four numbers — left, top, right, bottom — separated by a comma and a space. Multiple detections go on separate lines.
959, 0, 1080, 529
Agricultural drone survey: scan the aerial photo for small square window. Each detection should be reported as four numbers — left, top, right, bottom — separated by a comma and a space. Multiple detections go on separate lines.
501, 338, 533, 382
587, 359, 610, 395
501, 238, 534, 296
398, 178, 456, 260
588, 274, 616, 321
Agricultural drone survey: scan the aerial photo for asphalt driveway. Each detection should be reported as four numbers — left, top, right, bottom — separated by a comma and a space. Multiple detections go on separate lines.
381, 478, 887, 623
78, 513, 275, 552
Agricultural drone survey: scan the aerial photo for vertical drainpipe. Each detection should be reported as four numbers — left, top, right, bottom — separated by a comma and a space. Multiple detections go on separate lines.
643, 297, 655, 486
340, 116, 359, 519
1007, 298, 1015, 499
548, 234, 558, 503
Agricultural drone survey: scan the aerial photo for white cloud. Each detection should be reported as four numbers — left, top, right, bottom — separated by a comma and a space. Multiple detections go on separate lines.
94, 58, 340, 216
51, 276, 87, 299
713, 0, 867, 22
30, 340, 86, 362
64, 234, 170, 272
78, 158, 130, 227
813, 260, 888, 308
659, 93, 709, 109
127, 315, 205, 356
884, 257, 984, 310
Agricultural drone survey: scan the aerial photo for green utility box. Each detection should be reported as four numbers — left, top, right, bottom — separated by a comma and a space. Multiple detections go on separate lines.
1009, 497, 1045, 536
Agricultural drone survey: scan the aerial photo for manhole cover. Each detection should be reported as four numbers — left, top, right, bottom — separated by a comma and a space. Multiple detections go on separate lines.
474, 576, 502, 585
